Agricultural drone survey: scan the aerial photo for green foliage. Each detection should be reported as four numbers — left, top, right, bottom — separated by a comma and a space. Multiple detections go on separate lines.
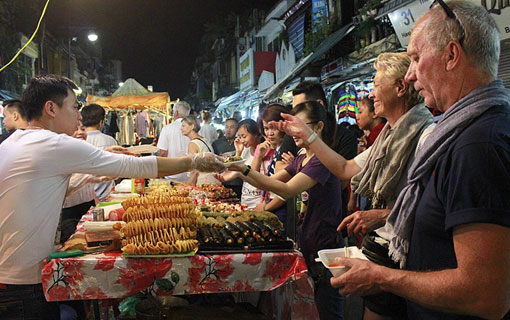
359, 0, 382, 16
303, 16, 334, 56
353, 16, 375, 39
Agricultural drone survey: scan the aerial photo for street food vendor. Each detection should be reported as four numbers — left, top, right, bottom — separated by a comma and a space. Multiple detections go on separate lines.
0, 74, 224, 318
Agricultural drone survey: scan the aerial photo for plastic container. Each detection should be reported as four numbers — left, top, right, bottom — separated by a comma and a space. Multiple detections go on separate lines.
316, 246, 368, 277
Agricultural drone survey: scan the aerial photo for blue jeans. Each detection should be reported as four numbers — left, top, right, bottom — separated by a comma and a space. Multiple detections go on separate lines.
309, 262, 345, 320
0, 283, 60, 320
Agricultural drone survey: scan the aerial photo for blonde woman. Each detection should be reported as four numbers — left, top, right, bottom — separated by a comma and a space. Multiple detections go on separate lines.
181, 115, 219, 186
274, 52, 435, 320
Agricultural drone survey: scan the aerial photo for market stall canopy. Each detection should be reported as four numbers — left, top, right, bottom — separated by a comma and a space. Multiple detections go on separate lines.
216, 91, 244, 112
0, 89, 21, 102
236, 90, 261, 111
86, 78, 170, 109
263, 22, 355, 101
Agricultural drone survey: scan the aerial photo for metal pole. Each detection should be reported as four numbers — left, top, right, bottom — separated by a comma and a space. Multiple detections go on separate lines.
67, 36, 71, 79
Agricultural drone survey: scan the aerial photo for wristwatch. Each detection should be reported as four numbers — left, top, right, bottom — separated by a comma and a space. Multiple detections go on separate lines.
243, 165, 251, 176
305, 132, 318, 146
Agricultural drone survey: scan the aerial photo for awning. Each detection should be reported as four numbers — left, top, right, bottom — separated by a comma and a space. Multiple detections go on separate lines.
374, 0, 416, 19
216, 91, 244, 112
263, 22, 355, 101
236, 90, 261, 111
0, 90, 21, 101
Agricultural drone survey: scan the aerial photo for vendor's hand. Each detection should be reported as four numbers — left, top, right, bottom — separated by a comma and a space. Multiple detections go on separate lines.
330, 258, 384, 296
234, 137, 244, 155
268, 113, 313, 140
337, 209, 390, 237
190, 152, 225, 173
281, 152, 295, 165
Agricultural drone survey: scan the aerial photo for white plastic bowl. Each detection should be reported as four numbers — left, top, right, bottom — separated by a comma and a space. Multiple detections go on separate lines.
316, 246, 368, 277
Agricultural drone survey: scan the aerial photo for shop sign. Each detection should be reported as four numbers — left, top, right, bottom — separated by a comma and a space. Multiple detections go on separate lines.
479, 0, 510, 40
282, 0, 310, 22
240, 48, 255, 91
312, 0, 329, 32
321, 58, 343, 81
258, 70, 275, 91
388, 0, 433, 47
20, 34, 39, 59
389, 0, 510, 46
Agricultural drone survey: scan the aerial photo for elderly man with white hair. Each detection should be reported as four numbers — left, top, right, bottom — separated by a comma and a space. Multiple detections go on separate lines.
157, 100, 192, 182
329, 1, 510, 319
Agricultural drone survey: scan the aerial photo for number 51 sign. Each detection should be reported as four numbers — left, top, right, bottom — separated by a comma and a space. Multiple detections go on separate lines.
389, 0, 510, 46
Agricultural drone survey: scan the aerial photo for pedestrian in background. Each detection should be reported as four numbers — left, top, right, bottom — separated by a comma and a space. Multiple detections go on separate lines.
157, 101, 191, 182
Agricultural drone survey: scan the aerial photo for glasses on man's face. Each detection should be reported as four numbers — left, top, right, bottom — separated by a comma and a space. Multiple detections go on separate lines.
430, 0, 465, 46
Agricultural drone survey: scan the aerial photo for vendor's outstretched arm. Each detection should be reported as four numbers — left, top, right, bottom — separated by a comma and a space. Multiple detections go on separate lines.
156, 153, 224, 177
157, 156, 192, 177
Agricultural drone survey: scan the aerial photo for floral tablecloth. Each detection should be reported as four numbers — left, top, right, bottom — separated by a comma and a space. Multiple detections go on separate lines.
42, 251, 318, 319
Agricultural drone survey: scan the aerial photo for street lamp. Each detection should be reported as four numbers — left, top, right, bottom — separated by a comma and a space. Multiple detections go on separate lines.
67, 30, 99, 80
87, 33, 98, 42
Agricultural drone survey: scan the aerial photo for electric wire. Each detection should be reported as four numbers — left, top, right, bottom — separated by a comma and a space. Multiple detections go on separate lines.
0, 0, 51, 73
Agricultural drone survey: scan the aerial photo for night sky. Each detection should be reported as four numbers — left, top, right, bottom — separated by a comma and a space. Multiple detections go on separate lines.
43, 0, 276, 99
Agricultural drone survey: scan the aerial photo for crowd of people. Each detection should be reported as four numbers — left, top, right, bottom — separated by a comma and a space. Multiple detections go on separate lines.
0, 1, 509, 319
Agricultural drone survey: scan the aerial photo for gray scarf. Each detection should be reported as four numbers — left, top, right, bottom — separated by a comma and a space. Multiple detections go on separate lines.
387, 80, 510, 268
351, 104, 433, 208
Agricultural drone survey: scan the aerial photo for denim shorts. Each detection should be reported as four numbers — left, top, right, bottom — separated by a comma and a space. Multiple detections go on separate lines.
0, 283, 60, 320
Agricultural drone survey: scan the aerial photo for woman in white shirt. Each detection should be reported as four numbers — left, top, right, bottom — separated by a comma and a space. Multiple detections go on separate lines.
181, 115, 219, 186
220, 119, 263, 209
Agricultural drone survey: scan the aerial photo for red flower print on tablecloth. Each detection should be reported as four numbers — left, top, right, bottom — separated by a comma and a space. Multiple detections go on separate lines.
41, 259, 58, 287
61, 259, 85, 285
242, 253, 262, 266
232, 279, 256, 292
44, 258, 84, 300
48, 285, 72, 301
93, 256, 117, 272
82, 286, 109, 300
185, 255, 234, 293
262, 254, 298, 287
103, 252, 122, 257
115, 258, 173, 296
198, 278, 231, 292
213, 254, 235, 279
185, 255, 207, 291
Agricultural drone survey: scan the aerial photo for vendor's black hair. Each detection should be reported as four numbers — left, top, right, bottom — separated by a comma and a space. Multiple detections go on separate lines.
22, 74, 78, 121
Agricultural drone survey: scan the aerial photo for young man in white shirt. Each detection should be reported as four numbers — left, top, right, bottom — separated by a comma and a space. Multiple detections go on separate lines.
0, 74, 224, 318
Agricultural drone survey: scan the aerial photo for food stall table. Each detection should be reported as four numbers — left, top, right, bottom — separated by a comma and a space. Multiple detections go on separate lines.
42, 251, 318, 319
